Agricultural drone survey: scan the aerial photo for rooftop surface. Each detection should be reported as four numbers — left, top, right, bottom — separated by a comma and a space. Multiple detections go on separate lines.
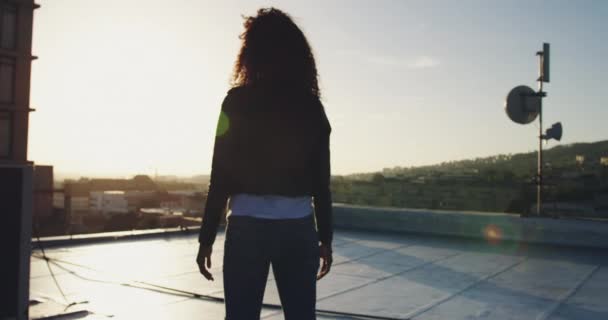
30, 229, 608, 320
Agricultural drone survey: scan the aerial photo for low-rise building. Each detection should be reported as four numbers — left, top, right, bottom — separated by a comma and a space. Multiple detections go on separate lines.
66, 196, 89, 225
33, 165, 54, 221
182, 192, 206, 215
90, 191, 128, 215
125, 190, 159, 211
64, 175, 159, 225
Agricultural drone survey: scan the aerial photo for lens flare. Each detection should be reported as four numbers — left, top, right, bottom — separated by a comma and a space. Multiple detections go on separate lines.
216, 111, 230, 137
484, 224, 502, 245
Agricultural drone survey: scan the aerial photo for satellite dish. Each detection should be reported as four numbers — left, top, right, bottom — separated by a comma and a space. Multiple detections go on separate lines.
505, 85, 540, 124
544, 122, 562, 141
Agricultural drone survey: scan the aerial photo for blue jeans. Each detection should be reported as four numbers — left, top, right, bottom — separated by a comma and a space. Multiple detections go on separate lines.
223, 214, 320, 320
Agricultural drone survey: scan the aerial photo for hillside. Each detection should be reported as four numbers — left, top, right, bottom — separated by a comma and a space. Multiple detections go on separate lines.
347, 140, 608, 180
334, 140, 608, 215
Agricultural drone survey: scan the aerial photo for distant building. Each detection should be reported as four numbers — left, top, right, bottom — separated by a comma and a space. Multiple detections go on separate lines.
30, 165, 67, 235
53, 192, 64, 208
182, 192, 206, 214
64, 175, 159, 224
124, 190, 159, 211
33, 165, 54, 221
167, 190, 206, 213
90, 191, 128, 215
159, 192, 181, 211
66, 195, 89, 225
576, 155, 585, 166
601, 157, 608, 167
74, 175, 159, 192
70, 197, 89, 211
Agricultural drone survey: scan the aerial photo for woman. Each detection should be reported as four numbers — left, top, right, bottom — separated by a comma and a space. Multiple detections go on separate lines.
196, 8, 333, 320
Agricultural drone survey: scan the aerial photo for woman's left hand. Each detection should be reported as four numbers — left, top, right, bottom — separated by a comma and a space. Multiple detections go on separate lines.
196, 244, 214, 281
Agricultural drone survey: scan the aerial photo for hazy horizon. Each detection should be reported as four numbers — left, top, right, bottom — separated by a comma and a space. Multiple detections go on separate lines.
29, 0, 608, 177
51, 138, 607, 181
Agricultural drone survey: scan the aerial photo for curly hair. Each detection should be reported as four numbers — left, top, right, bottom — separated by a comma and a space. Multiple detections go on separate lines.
231, 8, 320, 98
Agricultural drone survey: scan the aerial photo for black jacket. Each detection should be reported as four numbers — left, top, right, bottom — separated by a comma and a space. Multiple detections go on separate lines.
198, 85, 333, 246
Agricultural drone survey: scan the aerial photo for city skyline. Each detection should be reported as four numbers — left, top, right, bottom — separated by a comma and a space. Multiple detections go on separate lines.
29, 0, 608, 177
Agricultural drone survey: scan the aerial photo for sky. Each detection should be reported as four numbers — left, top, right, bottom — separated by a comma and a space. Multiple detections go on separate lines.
29, 0, 608, 178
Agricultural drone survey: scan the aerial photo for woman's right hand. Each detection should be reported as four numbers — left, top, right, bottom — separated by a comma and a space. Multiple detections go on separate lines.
196, 244, 214, 281
317, 244, 333, 280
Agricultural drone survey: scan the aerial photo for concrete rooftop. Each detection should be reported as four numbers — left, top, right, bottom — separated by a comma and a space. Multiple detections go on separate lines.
29, 227, 608, 320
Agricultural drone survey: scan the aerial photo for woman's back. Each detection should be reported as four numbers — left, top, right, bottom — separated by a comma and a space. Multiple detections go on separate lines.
215, 85, 331, 197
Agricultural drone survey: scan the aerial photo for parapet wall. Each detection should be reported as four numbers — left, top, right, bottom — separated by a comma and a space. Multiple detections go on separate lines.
37, 204, 608, 249
332, 203, 608, 249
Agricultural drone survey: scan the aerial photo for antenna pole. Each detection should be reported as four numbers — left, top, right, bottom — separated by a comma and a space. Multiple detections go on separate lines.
535, 44, 548, 217
537, 80, 543, 216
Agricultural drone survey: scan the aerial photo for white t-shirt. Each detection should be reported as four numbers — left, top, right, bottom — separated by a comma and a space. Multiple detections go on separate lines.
229, 193, 313, 219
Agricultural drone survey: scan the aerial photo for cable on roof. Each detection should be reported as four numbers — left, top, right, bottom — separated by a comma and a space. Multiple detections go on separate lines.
34, 310, 91, 320
33, 224, 91, 313
32, 252, 409, 320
